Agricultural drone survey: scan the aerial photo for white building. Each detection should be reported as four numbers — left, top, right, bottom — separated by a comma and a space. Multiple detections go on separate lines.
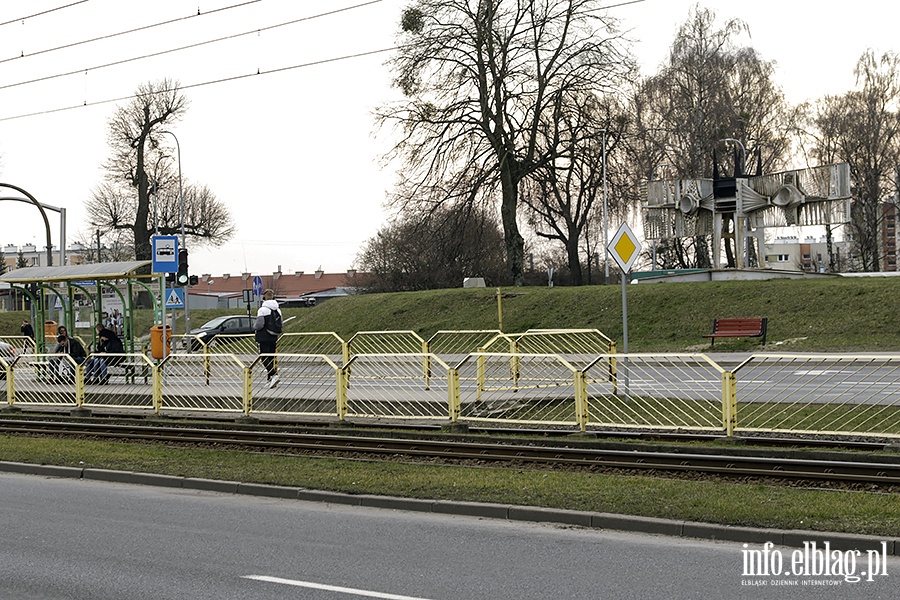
763, 235, 855, 273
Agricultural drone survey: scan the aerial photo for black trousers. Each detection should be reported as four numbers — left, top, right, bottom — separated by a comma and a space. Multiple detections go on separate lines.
258, 339, 277, 379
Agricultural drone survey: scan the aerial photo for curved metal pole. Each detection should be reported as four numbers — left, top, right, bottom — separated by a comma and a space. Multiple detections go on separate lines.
0, 183, 54, 266
160, 131, 189, 334
152, 154, 170, 235
601, 129, 608, 285
0, 198, 66, 267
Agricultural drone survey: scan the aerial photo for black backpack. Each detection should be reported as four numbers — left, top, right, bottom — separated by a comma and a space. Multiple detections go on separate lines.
265, 309, 283, 336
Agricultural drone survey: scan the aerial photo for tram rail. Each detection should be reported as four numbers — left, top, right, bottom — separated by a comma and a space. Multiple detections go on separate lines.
2, 418, 899, 487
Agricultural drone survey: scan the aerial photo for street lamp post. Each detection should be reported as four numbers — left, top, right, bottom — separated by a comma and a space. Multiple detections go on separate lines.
152, 154, 170, 235
160, 131, 189, 335
601, 129, 609, 284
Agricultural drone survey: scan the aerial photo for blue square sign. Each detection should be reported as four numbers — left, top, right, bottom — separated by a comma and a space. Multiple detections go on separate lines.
164, 287, 185, 308
152, 236, 179, 274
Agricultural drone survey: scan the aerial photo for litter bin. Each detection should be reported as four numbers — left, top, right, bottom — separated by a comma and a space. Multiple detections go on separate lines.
150, 324, 172, 359
44, 320, 57, 337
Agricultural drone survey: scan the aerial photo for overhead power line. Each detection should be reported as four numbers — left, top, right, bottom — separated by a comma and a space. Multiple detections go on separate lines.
0, 1, 88, 28
0, 46, 398, 123
0, 0, 261, 66
0, 1, 386, 92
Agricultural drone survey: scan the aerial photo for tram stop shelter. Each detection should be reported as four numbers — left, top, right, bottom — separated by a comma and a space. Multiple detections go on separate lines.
0, 261, 157, 353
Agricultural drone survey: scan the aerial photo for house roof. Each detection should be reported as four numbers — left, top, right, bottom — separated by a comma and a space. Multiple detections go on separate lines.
203, 271, 362, 297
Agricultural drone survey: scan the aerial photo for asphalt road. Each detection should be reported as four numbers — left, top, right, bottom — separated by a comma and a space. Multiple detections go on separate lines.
1, 472, 897, 600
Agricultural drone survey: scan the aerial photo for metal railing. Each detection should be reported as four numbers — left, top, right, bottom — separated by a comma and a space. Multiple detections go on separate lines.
4, 334, 900, 439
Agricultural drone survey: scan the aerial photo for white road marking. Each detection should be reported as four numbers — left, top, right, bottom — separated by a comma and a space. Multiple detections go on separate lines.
241, 575, 436, 600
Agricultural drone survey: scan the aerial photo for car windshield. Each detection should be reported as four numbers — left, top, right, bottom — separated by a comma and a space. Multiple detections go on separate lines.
200, 317, 230, 329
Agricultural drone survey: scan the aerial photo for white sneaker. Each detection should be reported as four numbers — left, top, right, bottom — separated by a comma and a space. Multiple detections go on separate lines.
267, 375, 279, 389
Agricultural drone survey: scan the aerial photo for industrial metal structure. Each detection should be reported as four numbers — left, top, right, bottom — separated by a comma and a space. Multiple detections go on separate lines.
644, 157, 852, 270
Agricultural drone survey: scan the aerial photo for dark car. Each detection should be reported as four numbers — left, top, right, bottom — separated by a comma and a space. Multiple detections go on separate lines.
184, 315, 254, 350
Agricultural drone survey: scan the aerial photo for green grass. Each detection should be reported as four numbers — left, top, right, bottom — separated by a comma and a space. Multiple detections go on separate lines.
1, 435, 898, 536
5, 276, 900, 352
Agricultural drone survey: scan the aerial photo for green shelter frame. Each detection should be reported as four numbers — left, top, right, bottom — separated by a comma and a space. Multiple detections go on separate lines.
0, 261, 158, 353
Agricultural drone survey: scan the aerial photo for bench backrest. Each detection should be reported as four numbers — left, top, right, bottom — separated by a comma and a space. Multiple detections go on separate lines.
713, 318, 766, 333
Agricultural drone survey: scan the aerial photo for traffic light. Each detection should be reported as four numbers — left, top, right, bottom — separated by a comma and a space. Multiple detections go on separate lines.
189, 275, 199, 286
177, 248, 189, 286
165, 272, 176, 284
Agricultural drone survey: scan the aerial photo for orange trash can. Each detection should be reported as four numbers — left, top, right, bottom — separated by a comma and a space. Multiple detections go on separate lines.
44, 321, 57, 337
150, 324, 172, 359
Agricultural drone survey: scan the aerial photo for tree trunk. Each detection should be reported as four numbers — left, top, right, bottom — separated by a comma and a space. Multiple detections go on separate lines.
499, 159, 525, 286
566, 237, 583, 285
133, 132, 152, 262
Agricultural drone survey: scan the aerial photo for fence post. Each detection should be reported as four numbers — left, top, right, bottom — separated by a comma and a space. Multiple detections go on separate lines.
204, 343, 211, 387
242, 365, 253, 417
510, 339, 520, 391
152, 361, 163, 415
447, 367, 461, 423
4, 361, 14, 408
722, 370, 737, 436
336, 365, 348, 421
74, 362, 85, 408
575, 370, 588, 432
422, 342, 431, 390
476, 349, 485, 402
608, 341, 618, 395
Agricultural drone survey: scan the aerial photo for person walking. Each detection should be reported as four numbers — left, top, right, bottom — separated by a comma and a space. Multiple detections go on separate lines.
253, 289, 282, 388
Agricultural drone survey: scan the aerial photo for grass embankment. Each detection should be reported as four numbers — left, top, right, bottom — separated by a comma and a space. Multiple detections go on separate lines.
3, 276, 900, 534
3, 276, 900, 351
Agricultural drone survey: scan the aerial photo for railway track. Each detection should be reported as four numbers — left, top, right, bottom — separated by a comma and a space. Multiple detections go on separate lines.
2, 418, 899, 487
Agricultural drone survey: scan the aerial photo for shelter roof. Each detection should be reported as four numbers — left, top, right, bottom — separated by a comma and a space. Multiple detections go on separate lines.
0, 260, 152, 283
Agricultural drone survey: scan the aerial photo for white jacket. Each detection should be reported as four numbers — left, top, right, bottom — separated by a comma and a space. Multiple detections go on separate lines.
254, 299, 281, 340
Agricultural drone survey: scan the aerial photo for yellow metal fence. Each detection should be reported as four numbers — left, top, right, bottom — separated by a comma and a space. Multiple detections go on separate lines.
3, 333, 900, 439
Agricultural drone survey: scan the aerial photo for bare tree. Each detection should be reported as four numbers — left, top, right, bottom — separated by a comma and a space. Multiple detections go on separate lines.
521, 94, 627, 284
90, 79, 234, 260
355, 203, 507, 292
379, 0, 633, 285
809, 51, 900, 272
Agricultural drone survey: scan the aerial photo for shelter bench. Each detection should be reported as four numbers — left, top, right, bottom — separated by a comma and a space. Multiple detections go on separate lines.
703, 317, 767, 346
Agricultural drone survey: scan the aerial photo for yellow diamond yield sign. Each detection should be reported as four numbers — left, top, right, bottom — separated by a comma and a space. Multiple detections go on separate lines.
607, 222, 642, 273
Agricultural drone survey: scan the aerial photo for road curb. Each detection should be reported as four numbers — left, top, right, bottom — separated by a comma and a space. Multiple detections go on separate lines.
2, 460, 897, 555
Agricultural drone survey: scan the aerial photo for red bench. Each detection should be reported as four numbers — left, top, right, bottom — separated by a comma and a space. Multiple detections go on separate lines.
703, 318, 767, 346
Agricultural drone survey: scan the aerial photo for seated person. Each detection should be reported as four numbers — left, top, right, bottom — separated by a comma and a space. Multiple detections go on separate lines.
54, 334, 86, 380
52, 326, 69, 352
86, 324, 125, 384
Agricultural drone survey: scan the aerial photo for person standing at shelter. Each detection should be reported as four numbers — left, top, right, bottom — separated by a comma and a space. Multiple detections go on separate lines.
86, 323, 124, 384
253, 289, 282, 388
54, 333, 86, 380
20, 320, 34, 351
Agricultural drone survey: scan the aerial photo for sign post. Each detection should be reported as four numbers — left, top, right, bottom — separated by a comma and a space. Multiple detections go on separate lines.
152, 235, 181, 343
252, 275, 263, 305
607, 222, 642, 392
242, 289, 253, 320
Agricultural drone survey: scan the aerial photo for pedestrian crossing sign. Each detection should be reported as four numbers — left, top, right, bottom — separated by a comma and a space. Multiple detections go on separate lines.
165, 287, 185, 308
